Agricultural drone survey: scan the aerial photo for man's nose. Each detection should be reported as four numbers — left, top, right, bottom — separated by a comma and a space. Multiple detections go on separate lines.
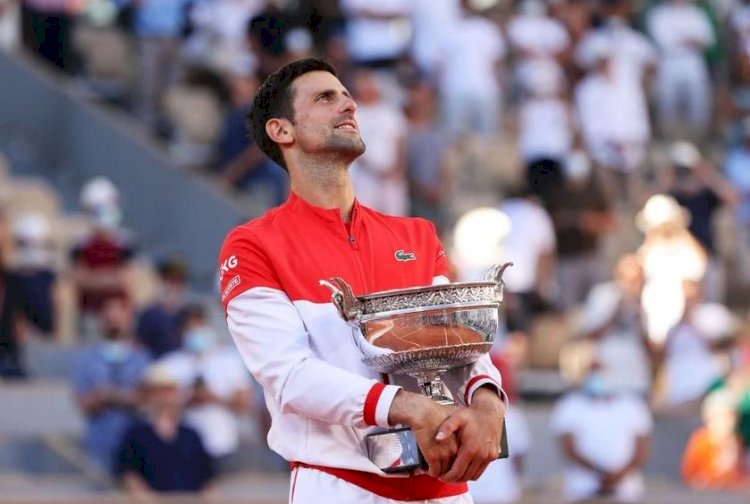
340, 94, 357, 114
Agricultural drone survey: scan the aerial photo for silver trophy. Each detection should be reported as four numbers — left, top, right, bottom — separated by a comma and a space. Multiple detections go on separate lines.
320, 263, 512, 473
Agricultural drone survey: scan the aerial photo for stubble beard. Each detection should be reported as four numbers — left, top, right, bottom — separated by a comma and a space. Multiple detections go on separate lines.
325, 130, 366, 164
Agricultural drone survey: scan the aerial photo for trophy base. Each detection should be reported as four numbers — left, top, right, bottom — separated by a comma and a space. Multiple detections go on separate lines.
366, 424, 510, 474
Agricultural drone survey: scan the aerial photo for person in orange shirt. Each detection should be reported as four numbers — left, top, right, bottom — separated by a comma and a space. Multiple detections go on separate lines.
682, 390, 749, 490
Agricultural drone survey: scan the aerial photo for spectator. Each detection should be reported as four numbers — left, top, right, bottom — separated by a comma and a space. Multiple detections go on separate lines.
72, 177, 136, 340
116, 363, 215, 496
339, 0, 410, 68
579, 255, 652, 397
245, 3, 292, 81
682, 390, 749, 490
647, 0, 715, 139
136, 257, 189, 359
507, 0, 570, 89
575, 0, 657, 88
498, 185, 556, 337
408, 0, 459, 77
660, 280, 727, 408
129, 0, 192, 129
723, 117, 750, 288
545, 151, 615, 309
159, 305, 252, 471
436, 0, 505, 140
214, 65, 287, 207
0, 213, 58, 378
574, 36, 650, 207
183, 0, 263, 72
551, 364, 652, 502
20, 0, 76, 72
349, 68, 409, 216
73, 295, 151, 473
404, 79, 450, 232
664, 141, 737, 301
708, 341, 750, 463
637, 194, 708, 344
517, 60, 573, 166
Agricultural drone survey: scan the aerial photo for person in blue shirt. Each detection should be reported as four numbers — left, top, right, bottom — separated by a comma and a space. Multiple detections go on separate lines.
72, 295, 151, 473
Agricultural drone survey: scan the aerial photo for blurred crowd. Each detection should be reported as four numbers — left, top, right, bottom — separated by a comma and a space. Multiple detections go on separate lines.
2, 0, 750, 501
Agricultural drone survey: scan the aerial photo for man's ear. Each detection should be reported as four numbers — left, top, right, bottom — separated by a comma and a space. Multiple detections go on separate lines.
266, 118, 293, 146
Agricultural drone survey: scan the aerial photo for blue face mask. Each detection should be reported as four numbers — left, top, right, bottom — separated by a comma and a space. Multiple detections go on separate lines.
184, 328, 216, 354
582, 373, 609, 398
101, 341, 131, 364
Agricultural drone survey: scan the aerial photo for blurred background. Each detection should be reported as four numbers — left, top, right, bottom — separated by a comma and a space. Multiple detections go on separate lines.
1, 0, 750, 502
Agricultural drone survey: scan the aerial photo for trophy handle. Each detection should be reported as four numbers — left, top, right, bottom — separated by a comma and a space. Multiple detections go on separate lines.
485, 262, 513, 302
319, 277, 363, 322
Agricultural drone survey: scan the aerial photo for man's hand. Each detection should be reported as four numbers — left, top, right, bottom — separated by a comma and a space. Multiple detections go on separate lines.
434, 387, 505, 482
388, 390, 459, 478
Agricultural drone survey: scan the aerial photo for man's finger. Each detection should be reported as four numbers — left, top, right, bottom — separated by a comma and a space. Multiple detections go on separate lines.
466, 457, 491, 482
440, 449, 471, 482
435, 413, 465, 442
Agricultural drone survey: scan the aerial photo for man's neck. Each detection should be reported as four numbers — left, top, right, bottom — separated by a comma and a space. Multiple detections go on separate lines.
289, 156, 357, 222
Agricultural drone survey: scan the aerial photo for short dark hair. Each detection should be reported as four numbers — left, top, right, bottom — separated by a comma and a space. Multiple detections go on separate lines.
248, 58, 338, 171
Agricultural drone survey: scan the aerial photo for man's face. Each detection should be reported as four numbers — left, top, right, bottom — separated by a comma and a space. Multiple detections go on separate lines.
285, 71, 365, 162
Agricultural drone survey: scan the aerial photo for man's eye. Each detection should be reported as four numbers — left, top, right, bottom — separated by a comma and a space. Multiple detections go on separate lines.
317, 94, 331, 102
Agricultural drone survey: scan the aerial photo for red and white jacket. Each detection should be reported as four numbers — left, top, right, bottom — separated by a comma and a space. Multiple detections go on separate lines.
219, 193, 504, 499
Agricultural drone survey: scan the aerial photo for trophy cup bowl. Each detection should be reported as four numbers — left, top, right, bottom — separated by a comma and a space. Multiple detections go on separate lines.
320, 263, 512, 472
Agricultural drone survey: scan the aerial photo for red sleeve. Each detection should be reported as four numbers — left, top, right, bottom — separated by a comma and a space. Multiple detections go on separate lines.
431, 222, 449, 278
218, 226, 282, 310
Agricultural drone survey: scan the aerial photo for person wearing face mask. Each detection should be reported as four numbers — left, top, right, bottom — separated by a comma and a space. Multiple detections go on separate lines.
72, 295, 152, 474
158, 304, 252, 472
550, 363, 652, 502
71, 177, 136, 341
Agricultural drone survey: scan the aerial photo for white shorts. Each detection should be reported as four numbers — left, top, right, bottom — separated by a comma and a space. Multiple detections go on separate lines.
289, 466, 474, 504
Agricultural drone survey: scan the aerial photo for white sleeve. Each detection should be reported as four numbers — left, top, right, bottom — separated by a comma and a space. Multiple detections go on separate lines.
691, 8, 714, 47
226, 287, 401, 429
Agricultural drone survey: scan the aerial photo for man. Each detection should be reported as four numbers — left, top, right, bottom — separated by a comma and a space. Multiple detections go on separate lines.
73, 295, 151, 473
159, 304, 252, 471
218, 58, 506, 503
664, 141, 736, 301
116, 363, 215, 497
72, 177, 136, 340
544, 152, 614, 310
551, 363, 652, 502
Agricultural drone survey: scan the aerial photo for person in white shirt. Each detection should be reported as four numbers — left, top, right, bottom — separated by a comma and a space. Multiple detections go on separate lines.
575, 0, 658, 86
517, 59, 573, 164
574, 36, 650, 206
661, 280, 726, 408
647, 0, 715, 139
551, 366, 652, 502
507, 0, 570, 91
409, 0, 460, 77
436, 0, 505, 139
339, 0, 411, 67
160, 305, 253, 469
499, 188, 556, 335
349, 68, 409, 216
